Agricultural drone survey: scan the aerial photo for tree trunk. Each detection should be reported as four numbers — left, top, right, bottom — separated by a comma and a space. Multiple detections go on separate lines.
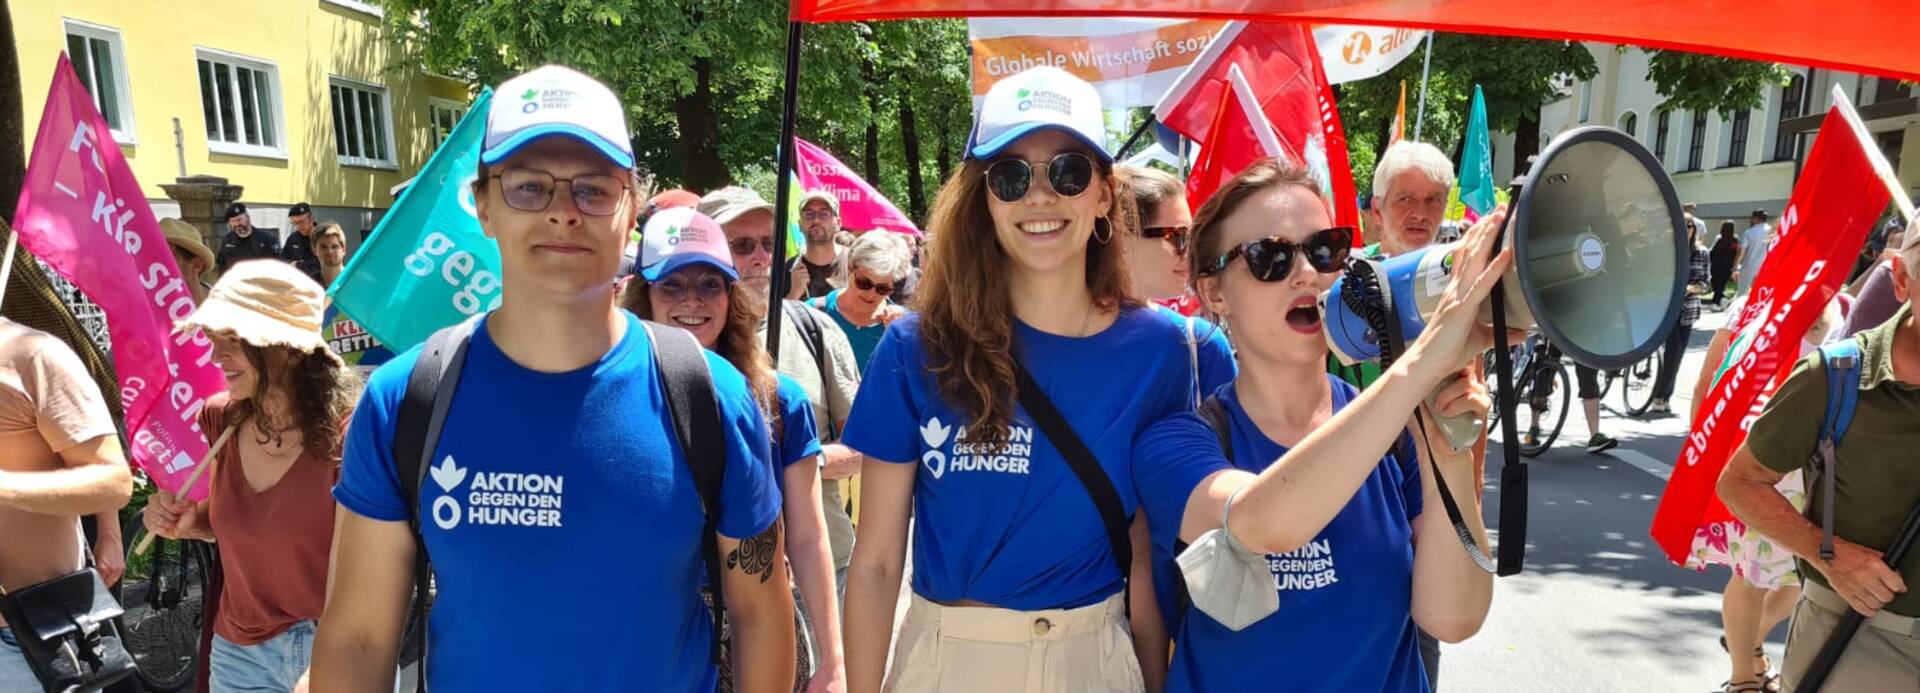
1512, 110, 1541, 179
0, 0, 24, 222
934, 102, 954, 183
861, 53, 881, 185
674, 57, 730, 192
897, 82, 926, 222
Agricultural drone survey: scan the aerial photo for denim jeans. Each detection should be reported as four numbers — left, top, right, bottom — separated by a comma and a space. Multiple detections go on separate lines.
209, 621, 315, 693
0, 627, 44, 693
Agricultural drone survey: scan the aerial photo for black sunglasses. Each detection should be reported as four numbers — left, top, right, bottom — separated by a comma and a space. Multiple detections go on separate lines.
852, 275, 895, 296
1201, 227, 1354, 280
1142, 225, 1190, 254
984, 152, 1096, 203
728, 237, 776, 256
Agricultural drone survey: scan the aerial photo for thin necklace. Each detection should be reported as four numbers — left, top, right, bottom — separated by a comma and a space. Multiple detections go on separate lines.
1078, 304, 1094, 337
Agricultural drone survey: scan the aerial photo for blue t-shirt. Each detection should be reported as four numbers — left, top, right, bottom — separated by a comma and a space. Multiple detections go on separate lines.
1133, 375, 1427, 693
333, 312, 781, 692
1153, 305, 1237, 407
811, 291, 889, 373
773, 373, 823, 473
841, 306, 1194, 610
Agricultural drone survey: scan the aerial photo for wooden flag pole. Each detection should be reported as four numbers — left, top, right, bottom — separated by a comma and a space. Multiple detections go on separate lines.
131, 425, 235, 556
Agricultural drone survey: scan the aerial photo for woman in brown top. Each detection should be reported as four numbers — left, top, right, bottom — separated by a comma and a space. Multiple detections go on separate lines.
145, 260, 358, 693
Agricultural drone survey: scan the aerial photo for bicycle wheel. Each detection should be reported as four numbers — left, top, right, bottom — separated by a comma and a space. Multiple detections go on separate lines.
1596, 369, 1619, 399
119, 508, 212, 693
1518, 363, 1572, 458
1621, 349, 1664, 416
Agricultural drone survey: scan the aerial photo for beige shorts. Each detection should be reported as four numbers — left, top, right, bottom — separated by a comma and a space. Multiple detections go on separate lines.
1781, 581, 1920, 692
885, 592, 1144, 693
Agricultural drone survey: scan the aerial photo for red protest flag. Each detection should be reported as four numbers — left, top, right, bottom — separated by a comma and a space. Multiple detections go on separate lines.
1186, 65, 1284, 207
1155, 21, 1359, 231
1649, 89, 1905, 563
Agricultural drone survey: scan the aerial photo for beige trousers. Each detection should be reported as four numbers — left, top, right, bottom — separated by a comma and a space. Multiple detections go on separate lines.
1781, 581, 1920, 692
885, 593, 1144, 692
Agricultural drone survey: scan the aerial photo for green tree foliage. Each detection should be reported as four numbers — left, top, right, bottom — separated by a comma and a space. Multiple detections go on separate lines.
1643, 50, 1791, 115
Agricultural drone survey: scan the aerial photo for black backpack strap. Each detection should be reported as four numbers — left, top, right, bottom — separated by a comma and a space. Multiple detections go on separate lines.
393, 319, 477, 692
1013, 364, 1132, 587
784, 299, 836, 439
1196, 396, 1235, 466
642, 321, 729, 665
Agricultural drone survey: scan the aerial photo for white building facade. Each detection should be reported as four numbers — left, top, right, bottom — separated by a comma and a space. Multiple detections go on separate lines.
1539, 44, 1920, 231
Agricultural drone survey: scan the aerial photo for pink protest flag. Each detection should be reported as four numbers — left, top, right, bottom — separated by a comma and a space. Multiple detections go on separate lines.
13, 55, 225, 501
793, 138, 922, 237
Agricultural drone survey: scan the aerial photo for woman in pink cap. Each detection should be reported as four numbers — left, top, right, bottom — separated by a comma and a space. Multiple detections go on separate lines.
145, 260, 358, 693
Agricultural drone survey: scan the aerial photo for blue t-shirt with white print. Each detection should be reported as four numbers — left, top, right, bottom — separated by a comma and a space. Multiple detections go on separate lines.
1153, 304, 1236, 407
333, 311, 781, 693
841, 306, 1194, 610
1133, 375, 1426, 693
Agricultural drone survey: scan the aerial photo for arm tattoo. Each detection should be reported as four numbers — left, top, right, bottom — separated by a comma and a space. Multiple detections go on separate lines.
727, 520, 781, 584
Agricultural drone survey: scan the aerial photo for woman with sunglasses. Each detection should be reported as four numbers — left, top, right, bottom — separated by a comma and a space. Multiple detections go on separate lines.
840, 67, 1201, 692
1131, 160, 1501, 692
811, 232, 913, 372
620, 208, 844, 693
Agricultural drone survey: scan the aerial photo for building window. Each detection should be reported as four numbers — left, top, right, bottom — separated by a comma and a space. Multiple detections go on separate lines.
196, 50, 282, 157
1653, 110, 1671, 166
428, 99, 467, 148
64, 21, 134, 143
1685, 111, 1707, 171
330, 78, 395, 168
1725, 109, 1751, 167
1870, 77, 1913, 105
1773, 75, 1806, 162
1618, 112, 1638, 138
1579, 80, 1593, 123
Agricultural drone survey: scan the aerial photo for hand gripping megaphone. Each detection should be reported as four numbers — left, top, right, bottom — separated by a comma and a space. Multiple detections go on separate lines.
1322, 126, 1690, 451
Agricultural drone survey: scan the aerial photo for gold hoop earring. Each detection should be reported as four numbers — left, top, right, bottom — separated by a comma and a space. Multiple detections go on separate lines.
1094, 218, 1113, 244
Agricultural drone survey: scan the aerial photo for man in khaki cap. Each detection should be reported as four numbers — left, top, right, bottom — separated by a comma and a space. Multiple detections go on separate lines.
161, 218, 215, 305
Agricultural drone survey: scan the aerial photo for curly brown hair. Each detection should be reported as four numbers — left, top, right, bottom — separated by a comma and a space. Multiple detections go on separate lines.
228, 344, 360, 462
912, 153, 1137, 446
621, 278, 783, 435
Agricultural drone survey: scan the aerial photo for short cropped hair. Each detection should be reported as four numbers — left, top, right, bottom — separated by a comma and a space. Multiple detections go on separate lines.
1372, 140, 1455, 200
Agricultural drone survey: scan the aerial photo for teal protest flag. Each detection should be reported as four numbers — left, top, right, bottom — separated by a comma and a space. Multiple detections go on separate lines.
330, 88, 500, 351
1458, 85, 1496, 220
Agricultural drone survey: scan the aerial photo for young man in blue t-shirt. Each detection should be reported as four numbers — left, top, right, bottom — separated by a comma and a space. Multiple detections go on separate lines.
311, 65, 793, 692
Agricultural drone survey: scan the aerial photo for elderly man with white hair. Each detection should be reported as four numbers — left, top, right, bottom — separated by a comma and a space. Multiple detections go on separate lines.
1367, 140, 1457, 259
811, 231, 912, 372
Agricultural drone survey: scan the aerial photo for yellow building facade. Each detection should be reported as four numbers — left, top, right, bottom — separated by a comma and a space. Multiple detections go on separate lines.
17, 0, 472, 239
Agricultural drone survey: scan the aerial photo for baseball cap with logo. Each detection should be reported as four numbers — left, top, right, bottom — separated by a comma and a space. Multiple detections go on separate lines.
483, 65, 634, 169
697, 186, 776, 226
967, 66, 1110, 163
640, 208, 738, 282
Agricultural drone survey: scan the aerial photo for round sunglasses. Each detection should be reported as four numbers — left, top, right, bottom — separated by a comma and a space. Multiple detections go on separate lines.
1201, 227, 1355, 281
983, 152, 1096, 203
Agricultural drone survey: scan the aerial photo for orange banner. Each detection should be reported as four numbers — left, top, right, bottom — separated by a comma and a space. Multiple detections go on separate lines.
970, 20, 1227, 97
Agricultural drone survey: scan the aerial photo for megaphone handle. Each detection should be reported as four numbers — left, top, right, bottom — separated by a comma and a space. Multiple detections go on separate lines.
1425, 382, 1485, 453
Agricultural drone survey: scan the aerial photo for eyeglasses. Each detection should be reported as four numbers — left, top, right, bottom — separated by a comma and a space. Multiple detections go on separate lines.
728, 237, 776, 256
984, 152, 1096, 203
1142, 225, 1190, 254
852, 274, 895, 296
490, 168, 630, 216
652, 273, 731, 304
802, 209, 837, 222
1201, 227, 1354, 281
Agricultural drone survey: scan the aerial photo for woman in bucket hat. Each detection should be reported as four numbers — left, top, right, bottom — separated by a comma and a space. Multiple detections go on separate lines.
144, 260, 359, 693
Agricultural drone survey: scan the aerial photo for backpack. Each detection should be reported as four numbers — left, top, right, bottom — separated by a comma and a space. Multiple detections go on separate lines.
787, 299, 836, 439
392, 319, 729, 692
1809, 338, 1864, 562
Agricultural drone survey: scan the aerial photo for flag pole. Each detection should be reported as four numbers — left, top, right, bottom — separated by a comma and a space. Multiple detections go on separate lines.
766, 20, 804, 361
0, 231, 18, 313
1412, 35, 1435, 142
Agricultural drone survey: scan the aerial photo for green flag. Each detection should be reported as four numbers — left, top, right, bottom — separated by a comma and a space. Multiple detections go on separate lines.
1458, 85, 1496, 219
330, 88, 499, 351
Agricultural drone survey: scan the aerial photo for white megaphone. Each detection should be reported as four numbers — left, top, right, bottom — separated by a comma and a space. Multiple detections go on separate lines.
1321, 126, 1690, 450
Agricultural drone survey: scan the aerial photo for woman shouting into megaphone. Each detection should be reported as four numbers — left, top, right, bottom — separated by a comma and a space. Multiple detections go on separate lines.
1131, 158, 1514, 692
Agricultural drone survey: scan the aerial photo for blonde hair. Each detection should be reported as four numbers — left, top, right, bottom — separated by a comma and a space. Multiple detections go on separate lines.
315, 223, 347, 247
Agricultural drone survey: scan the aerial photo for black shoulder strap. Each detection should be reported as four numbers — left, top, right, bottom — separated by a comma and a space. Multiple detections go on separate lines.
1013, 364, 1131, 583
642, 321, 729, 665
784, 300, 836, 439
1196, 395, 1235, 465
393, 319, 476, 693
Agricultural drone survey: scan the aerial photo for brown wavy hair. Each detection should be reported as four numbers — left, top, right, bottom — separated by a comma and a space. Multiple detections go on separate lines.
912, 152, 1137, 445
229, 344, 359, 462
622, 278, 782, 433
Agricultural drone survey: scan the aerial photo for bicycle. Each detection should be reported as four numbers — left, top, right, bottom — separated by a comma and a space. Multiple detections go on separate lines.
1618, 347, 1665, 417
117, 506, 215, 693
1485, 332, 1572, 458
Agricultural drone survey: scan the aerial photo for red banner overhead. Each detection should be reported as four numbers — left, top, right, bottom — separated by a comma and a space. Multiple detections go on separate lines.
790, 0, 1920, 82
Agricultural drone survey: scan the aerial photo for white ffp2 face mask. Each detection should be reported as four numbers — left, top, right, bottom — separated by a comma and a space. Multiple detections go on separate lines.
1175, 488, 1279, 631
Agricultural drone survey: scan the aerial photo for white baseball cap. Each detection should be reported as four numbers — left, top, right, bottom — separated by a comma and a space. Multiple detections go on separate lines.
967, 66, 1110, 163
483, 65, 633, 169
640, 208, 737, 282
